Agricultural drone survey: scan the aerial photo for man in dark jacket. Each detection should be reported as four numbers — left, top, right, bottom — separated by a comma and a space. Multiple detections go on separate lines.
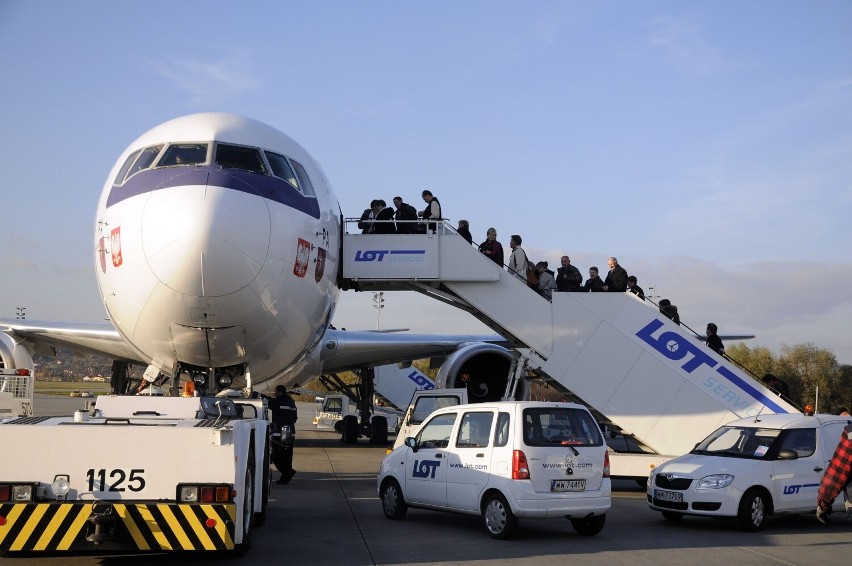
603, 256, 628, 292
457, 219, 473, 244
658, 299, 681, 325
371, 199, 397, 234
392, 196, 418, 233
420, 189, 441, 232
357, 200, 378, 233
556, 256, 583, 292
269, 385, 298, 484
627, 275, 645, 300
705, 323, 724, 355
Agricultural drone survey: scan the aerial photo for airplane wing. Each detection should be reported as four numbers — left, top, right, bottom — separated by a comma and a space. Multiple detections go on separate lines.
318, 329, 511, 372
697, 334, 756, 341
0, 319, 143, 362
1, 320, 509, 383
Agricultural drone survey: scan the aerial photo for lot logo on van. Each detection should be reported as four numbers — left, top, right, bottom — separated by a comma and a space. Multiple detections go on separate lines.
783, 483, 818, 495
412, 459, 441, 479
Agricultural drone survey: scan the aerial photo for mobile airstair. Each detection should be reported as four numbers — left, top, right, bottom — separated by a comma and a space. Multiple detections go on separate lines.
341, 221, 798, 474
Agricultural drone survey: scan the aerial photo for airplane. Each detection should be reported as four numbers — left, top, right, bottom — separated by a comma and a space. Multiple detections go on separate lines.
0, 113, 514, 400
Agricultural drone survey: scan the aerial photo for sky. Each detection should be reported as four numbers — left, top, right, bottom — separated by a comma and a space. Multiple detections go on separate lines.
1, 1, 851, 363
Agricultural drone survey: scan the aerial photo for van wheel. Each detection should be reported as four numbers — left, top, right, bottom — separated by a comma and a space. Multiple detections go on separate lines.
661, 511, 683, 522
482, 493, 517, 540
370, 416, 389, 445
570, 514, 606, 536
341, 415, 359, 444
380, 478, 408, 520
737, 488, 767, 531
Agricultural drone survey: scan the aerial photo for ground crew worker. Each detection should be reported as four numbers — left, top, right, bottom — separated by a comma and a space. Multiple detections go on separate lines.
269, 385, 298, 484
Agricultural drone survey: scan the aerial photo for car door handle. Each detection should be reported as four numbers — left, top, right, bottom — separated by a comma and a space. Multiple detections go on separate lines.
434, 453, 443, 458
814, 466, 823, 472
476, 453, 485, 458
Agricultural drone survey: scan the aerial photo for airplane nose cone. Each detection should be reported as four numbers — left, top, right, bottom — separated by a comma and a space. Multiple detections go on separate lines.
141, 178, 271, 296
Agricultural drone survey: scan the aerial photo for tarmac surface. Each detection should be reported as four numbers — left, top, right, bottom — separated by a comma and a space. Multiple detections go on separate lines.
9, 395, 852, 565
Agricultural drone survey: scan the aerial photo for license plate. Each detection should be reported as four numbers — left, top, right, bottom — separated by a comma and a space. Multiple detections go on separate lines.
655, 489, 683, 503
551, 479, 586, 492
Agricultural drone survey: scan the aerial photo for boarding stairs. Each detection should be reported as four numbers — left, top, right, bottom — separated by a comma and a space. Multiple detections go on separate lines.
340, 221, 799, 461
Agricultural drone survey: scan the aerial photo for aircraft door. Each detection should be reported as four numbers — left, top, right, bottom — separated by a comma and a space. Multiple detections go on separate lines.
446, 410, 496, 512
404, 412, 456, 506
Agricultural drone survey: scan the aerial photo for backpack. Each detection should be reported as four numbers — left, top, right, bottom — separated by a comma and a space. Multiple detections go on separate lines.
523, 253, 538, 288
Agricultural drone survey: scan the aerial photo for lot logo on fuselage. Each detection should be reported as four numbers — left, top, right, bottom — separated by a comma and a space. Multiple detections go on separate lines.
412, 459, 441, 479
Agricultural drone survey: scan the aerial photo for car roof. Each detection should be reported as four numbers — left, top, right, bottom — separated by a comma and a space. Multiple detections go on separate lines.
435, 401, 588, 413
725, 412, 852, 430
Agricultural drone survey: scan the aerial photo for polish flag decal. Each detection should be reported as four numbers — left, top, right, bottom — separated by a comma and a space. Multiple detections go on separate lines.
110, 227, 123, 267
293, 238, 310, 278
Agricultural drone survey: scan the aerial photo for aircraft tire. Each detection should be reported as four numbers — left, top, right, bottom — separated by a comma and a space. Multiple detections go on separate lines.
341, 415, 359, 444
370, 416, 389, 445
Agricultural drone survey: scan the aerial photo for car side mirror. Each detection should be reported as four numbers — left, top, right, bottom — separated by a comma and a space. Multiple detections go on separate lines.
777, 448, 798, 460
404, 437, 418, 452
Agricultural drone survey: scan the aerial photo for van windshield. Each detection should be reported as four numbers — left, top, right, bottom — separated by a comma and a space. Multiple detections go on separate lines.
523, 407, 603, 447
691, 426, 781, 459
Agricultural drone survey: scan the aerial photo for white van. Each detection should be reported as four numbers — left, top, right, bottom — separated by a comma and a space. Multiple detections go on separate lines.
648, 412, 852, 530
377, 401, 611, 539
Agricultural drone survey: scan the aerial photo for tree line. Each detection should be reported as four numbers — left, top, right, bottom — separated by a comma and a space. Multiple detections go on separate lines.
727, 342, 852, 413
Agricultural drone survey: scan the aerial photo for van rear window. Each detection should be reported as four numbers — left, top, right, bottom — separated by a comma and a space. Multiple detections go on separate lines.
523, 407, 603, 447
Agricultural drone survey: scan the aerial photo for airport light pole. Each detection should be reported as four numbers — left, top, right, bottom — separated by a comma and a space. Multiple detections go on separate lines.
372, 291, 384, 330
647, 287, 659, 303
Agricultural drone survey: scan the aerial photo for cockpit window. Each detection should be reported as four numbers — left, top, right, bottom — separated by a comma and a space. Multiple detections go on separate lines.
112, 145, 164, 185
127, 146, 163, 179
264, 151, 300, 190
290, 159, 316, 196
216, 144, 267, 174
113, 149, 142, 186
158, 143, 208, 167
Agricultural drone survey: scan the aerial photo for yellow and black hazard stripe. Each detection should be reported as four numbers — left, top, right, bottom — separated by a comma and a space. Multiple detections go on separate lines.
0, 502, 236, 552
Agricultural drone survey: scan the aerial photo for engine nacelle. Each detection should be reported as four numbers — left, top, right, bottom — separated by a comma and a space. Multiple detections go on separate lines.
0, 332, 35, 371
434, 343, 527, 403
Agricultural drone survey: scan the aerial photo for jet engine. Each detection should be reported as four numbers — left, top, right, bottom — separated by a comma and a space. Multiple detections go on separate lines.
433, 343, 528, 403
0, 332, 35, 371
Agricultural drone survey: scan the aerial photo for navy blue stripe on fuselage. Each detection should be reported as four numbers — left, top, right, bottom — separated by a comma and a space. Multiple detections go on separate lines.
106, 166, 321, 218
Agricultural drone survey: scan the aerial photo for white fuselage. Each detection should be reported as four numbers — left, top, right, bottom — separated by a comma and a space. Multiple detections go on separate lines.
94, 113, 340, 386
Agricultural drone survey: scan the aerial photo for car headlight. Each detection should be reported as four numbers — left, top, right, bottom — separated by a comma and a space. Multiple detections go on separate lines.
697, 474, 734, 489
